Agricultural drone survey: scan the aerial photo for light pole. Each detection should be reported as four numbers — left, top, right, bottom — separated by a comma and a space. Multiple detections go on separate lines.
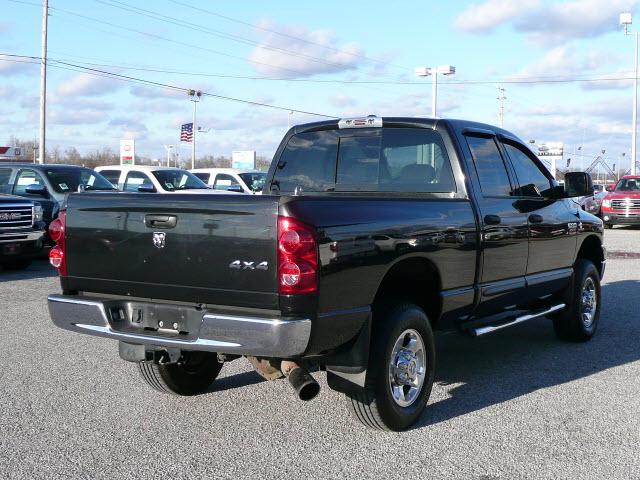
188, 89, 202, 169
163, 145, 174, 167
288, 110, 294, 128
415, 65, 456, 117
38, 0, 49, 164
621, 12, 638, 175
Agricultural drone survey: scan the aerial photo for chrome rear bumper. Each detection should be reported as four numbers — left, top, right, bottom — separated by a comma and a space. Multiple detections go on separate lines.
48, 294, 311, 357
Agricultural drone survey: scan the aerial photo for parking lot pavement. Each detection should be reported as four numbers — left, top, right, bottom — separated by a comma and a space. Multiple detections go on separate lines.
1, 229, 639, 480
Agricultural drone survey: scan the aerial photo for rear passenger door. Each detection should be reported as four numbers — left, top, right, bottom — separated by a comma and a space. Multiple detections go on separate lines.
500, 139, 577, 294
463, 132, 529, 315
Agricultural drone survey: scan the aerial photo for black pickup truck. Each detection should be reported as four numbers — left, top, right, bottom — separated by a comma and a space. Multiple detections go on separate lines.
47, 117, 604, 431
0, 194, 45, 270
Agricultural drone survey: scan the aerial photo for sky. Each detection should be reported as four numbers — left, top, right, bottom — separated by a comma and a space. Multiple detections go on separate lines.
1, 0, 639, 172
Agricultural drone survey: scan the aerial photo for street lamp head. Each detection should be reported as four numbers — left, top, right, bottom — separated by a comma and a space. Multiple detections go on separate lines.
414, 67, 432, 77
620, 12, 633, 27
437, 65, 456, 75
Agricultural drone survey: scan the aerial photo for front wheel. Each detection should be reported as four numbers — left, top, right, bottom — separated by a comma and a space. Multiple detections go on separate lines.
138, 351, 223, 396
553, 259, 601, 342
347, 303, 435, 431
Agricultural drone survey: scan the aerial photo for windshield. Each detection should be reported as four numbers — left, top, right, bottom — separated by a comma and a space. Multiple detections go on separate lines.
45, 167, 117, 193
238, 172, 267, 192
151, 169, 208, 191
615, 178, 640, 192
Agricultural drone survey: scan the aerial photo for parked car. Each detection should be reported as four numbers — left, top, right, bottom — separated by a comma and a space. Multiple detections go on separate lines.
190, 168, 267, 194
47, 116, 603, 431
0, 193, 45, 270
95, 165, 219, 194
600, 175, 640, 228
0, 163, 116, 244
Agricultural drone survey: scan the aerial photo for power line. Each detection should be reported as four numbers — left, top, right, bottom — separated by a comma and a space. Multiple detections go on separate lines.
164, 0, 410, 72
93, 0, 380, 76
0, 54, 338, 118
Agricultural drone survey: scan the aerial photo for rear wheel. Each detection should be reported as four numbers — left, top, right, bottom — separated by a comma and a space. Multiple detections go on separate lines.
347, 303, 435, 431
605, 223, 613, 229
1, 259, 32, 270
553, 259, 601, 342
138, 351, 223, 396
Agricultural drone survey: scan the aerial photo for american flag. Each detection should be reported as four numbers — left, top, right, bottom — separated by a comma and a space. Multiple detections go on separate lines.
180, 123, 193, 142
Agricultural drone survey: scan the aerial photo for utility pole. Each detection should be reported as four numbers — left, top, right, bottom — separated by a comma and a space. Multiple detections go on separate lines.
415, 65, 456, 118
621, 13, 638, 175
188, 89, 202, 170
163, 145, 174, 167
38, 0, 48, 164
497, 86, 506, 128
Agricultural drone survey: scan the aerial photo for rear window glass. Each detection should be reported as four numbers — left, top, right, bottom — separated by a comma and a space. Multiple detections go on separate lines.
272, 131, 339, 193
272, 128, 455, 193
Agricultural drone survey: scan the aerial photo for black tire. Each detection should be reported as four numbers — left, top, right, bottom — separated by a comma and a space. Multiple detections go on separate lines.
553, 259, 601, 342
1, 259, 32, 270
347, 303, 435, 431
605, 223, 613, 229
138, 351, 223, 396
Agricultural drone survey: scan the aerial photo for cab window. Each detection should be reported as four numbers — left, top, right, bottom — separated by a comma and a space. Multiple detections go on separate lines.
193, 172, 211, 184
0, 168, 12, 194
213, 174, 240, 191
465, 136, 513, 197
502, 142, 552, 197
13, 169, 46, 194
124, 171, 151, 192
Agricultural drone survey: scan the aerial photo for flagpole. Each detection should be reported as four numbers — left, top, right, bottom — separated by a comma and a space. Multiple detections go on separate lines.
188, 89, 201, 170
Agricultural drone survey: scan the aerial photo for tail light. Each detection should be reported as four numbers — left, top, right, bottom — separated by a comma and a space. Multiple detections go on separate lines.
48, 210, 67, 276
277, 216, 317, 295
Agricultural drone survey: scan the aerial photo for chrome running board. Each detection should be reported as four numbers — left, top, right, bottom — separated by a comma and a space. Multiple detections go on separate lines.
472, 303, 565, 337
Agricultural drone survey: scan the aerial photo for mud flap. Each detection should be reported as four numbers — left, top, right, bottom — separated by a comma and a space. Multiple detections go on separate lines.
324, 314, 371, 395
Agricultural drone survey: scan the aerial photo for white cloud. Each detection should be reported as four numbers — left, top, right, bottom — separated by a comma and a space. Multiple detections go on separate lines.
56, 73, 122, 97
454, 0, 541, 33
517, 0, 639, 46
455, 0, 638, 45
329, 95, 357, 108
248, 20, 364, 77
129, 85, 185, 99
0, 58, 37, 76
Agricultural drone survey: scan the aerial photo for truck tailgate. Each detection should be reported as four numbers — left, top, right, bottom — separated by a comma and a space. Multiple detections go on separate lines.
63, 193, 279, 309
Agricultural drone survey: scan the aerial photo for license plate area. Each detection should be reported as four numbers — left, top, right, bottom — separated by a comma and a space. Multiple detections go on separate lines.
105, 301, 204, 340
2, 243, 21, 255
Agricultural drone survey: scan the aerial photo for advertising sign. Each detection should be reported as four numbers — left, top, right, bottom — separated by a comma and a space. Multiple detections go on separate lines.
232, 150, 256, 169
536, 142, 563, 178
0, 146, 22, 161
120, 139, 135, 165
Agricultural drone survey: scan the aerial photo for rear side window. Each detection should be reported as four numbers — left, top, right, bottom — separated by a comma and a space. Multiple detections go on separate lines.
466, 136, 513, 197
272, 131, 339, 193
193, 172, 210, 183
502, 143, 552, 197
99, 170, 121, 186
0, 168, 11, 194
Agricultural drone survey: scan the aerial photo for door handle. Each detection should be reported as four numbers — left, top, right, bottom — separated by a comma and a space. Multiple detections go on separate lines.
484, 214, 501, 225
145, 214, 177, 229
528, 214, 543, 224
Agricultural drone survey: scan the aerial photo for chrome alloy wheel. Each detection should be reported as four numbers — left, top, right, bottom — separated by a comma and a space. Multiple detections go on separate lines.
581, 277, 597, 328
388, 329, 426, 407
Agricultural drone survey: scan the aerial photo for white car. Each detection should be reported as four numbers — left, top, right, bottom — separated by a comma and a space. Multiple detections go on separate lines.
95, 165, 223, 194
189, 168, 267, 194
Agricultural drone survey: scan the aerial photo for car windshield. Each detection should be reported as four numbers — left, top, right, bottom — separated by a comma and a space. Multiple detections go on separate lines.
44, 167, 117, 193
151, 169, 208, 190
238, 172, 267, 192
615, 178, 640, 192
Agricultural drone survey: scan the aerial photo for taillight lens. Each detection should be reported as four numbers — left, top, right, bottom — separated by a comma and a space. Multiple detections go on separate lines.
278, 216, 317, 295
48, 210, 67, 275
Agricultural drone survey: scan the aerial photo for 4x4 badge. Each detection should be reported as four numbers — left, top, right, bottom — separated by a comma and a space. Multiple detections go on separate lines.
152, 232, 166, 249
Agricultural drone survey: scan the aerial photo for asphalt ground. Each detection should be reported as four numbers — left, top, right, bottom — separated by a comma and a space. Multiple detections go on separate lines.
1, 227, 639, 479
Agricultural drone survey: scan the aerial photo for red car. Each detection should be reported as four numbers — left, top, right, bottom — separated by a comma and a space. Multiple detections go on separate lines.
601, 175, 640, 228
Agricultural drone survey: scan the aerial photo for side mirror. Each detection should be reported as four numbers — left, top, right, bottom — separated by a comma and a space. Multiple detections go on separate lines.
564, 172, 594, 198
25, 184, 48, 196
137, 183, 157, 193
226, 184, 244, 193
606, 185, 614, 192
